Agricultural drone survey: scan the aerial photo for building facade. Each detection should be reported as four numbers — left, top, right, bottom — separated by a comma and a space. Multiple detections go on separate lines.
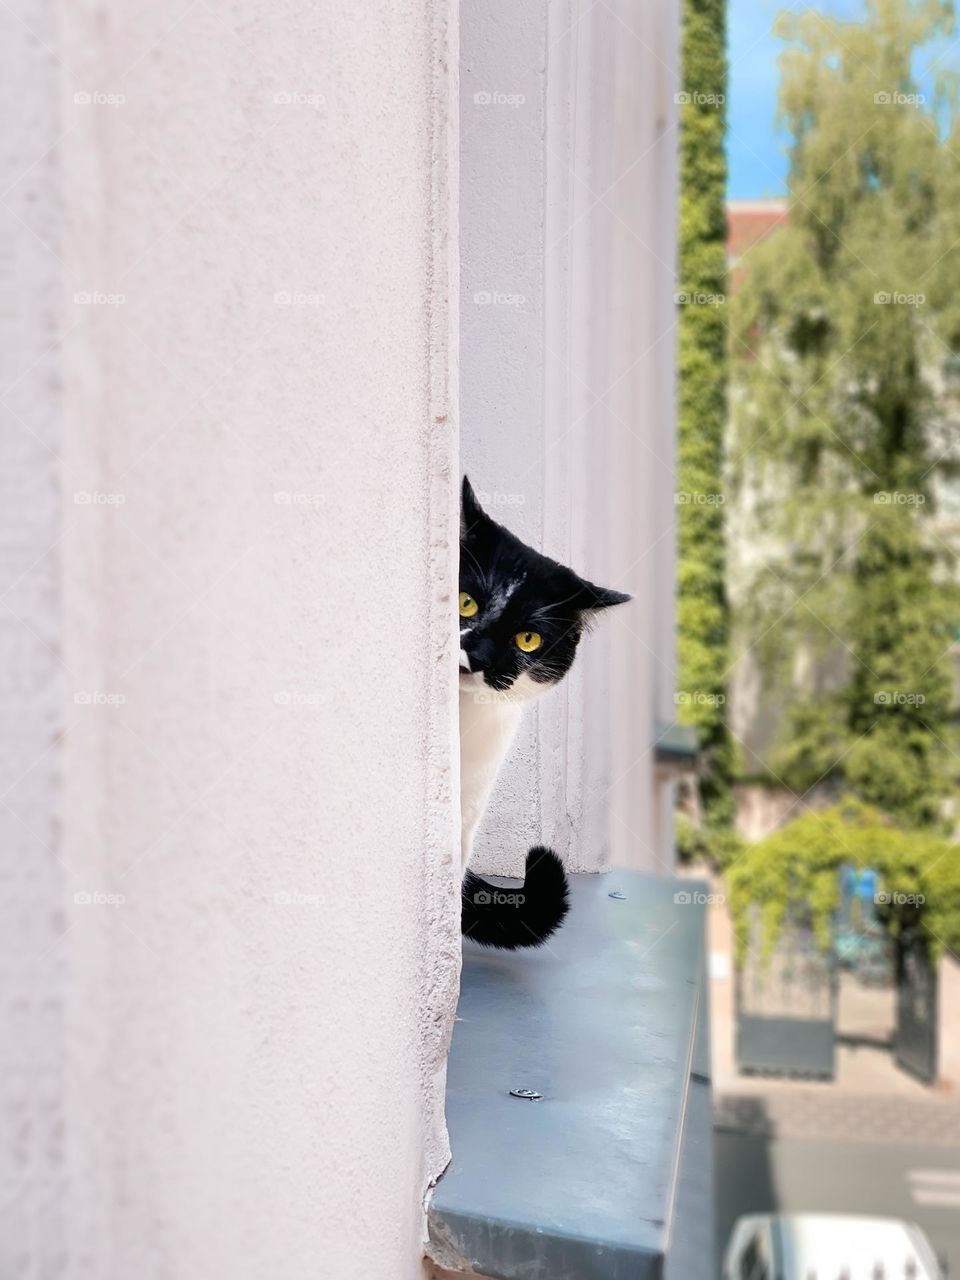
1, 0, 682, 1276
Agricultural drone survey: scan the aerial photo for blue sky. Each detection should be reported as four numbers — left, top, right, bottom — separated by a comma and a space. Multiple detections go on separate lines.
726, 0, 957, 197
727, 0, 868, 197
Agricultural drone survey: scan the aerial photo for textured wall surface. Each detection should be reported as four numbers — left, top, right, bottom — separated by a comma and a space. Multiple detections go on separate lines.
0, 1, 68, 1274
460, 0, 680, 876
940, 954, 960, 1090
3, 1, 461, 1277
459, 0, 549, 874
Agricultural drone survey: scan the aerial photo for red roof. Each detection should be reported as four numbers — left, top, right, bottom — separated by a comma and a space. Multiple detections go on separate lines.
727, 199, 789, 290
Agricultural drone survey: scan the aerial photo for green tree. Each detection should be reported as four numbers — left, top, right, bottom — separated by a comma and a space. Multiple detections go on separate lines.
677, 0, 734, 825
731, 0, 960, 827
727, 800, 960, 961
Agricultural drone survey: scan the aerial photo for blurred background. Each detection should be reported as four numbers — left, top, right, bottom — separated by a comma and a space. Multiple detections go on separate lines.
4, 0, 960, 1274
673, 0, 960, 1269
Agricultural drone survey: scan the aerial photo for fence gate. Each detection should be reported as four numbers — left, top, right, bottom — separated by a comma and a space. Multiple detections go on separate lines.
895, 927, 938, 1085
735, 909, 838, 1080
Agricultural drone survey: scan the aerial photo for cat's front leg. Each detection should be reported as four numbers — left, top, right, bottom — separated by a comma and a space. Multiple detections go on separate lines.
460, 795, 485, 874
460, 824, 476, 875
458, 688, 523, 876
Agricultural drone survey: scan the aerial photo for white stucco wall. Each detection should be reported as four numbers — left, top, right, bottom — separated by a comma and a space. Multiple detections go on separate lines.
461, 0, 680, 876
939, 952, 960, 1091
3, 2, 460, 1277
459, 0, 549, 874
0, 2, 67, 1271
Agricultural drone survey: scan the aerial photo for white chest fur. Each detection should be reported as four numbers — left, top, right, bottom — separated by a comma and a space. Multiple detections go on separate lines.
458, 673, 544, 872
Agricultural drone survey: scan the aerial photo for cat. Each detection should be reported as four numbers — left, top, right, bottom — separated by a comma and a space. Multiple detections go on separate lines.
457, 477, 630, 949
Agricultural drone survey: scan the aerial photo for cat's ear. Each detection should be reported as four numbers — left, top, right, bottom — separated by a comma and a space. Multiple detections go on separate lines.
575, 578, 631, 614
461, 476, 486, 537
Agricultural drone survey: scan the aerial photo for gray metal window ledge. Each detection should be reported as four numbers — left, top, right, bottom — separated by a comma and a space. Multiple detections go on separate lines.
654, 720, 699, 767
427, 871, 714, 1280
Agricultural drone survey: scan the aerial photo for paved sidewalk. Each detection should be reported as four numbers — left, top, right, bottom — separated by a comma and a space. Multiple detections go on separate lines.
697, 868, 945, 1093
714, 1088, 960, 1146
678, 865, 960, 1142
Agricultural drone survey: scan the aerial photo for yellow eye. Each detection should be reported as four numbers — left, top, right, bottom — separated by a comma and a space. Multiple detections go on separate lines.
515, 630, 542, 653
459, 591, 479, 618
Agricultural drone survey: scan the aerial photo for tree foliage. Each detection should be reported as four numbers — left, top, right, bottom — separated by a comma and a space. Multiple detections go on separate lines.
727, 799, 960, 961
731, 0, 960, 826
675, 810, 744, 869
677, 0, 733, 825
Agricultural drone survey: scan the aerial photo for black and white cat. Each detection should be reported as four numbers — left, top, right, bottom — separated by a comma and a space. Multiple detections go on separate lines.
458, 477, 630, 949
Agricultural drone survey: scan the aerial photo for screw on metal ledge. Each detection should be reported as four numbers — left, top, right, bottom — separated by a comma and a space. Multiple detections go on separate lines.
509, 1088, 543, 1101
608, 890, 626, 900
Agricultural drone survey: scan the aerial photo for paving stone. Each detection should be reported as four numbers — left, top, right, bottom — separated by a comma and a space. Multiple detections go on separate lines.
715, 1088, 960, 1146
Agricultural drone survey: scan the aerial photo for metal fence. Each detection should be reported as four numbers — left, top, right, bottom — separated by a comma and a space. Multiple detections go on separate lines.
735, 908, 838, 1080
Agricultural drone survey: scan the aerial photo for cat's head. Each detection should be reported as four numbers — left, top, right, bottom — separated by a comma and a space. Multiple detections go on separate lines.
458, 476, 630, 694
